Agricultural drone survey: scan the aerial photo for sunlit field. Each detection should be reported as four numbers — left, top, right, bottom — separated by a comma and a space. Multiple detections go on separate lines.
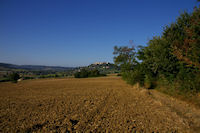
1, 76, 200, 132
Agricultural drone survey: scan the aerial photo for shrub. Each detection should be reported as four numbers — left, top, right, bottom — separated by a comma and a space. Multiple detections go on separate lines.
9, 73, 20, 83
122, 68, 145, 86
0, 78, 10, 82
74, 69, 106, 78
144, 75, 155, 89
23, 77, 34, 80
117, 73, 121, 76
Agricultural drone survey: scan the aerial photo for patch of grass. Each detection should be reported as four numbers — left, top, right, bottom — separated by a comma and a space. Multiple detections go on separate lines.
156, 86, 200, 108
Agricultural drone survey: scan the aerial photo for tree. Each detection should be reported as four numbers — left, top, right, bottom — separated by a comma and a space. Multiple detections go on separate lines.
9, 73, 20, 83
74, 69, 104, 78
140, 36, 179, 81
113, 46, 137, 72
89, 69, 100, 77
113, 45, 146, 85
172, 8, 200, 69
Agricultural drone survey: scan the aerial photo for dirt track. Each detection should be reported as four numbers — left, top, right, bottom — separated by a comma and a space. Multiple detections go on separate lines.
0, 76, 200, 132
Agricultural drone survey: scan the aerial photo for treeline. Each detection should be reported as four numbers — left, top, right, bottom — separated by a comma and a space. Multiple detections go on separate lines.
74, 69, 106, 78
0, 72, 72, 83
0, 73, 20, 83
114, 4, 200, 94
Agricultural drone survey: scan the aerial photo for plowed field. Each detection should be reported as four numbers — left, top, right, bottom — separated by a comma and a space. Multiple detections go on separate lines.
0, 76, 200, 132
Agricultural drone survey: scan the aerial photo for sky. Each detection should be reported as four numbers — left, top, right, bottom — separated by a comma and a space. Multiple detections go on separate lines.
0, 0, 198, 67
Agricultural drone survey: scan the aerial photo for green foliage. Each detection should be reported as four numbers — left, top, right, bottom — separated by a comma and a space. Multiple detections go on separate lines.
0, 78, 10, 82
39, 74, 64, 78
113, 46, 137, 72
117, 73, 121, 76
123, 67, 145, 86
175, 64, 200, 92
74, 69, 106, 78
9, 73, 20, 83
23, 76, 34, 80
163, 10, 200, 69
144, 74, 155, 89
75, 69, 88, 78
113, 5, 200, 93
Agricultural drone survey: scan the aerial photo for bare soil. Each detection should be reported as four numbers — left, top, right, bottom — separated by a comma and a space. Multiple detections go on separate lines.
0, 76, 200, 132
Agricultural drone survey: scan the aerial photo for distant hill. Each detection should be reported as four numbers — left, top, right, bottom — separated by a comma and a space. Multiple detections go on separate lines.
0, 63, 74, 71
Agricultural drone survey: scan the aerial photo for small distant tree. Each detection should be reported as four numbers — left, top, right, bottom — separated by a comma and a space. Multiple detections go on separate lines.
89, 69, 100, 77
74, 72, 80, 78
79, 69, 88, 78
74, 69, 105, 78
55, 74, 59, 78
9, 73, 20, 83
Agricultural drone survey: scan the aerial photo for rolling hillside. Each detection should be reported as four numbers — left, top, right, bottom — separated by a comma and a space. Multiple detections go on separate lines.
0, 63, 74, 71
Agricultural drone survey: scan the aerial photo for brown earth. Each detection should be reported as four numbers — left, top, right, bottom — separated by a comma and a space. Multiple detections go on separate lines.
0, 76, 200, 132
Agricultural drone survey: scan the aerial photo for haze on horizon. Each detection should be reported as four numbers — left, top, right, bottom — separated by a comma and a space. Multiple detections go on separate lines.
0, 0, 197, 67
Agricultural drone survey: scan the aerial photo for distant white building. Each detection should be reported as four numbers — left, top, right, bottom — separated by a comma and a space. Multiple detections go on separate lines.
93, 62, 109, 65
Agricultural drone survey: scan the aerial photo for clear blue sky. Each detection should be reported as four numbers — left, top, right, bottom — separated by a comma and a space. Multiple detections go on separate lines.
0, 0, 198, 67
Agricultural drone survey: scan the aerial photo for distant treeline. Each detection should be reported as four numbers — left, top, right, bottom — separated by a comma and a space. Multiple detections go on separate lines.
113, 4, 200, 95
74, 69, 106, 78
0, 72, 69, 83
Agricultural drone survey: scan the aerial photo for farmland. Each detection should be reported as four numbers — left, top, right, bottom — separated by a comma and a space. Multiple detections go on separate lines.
0, 76, 200, 132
